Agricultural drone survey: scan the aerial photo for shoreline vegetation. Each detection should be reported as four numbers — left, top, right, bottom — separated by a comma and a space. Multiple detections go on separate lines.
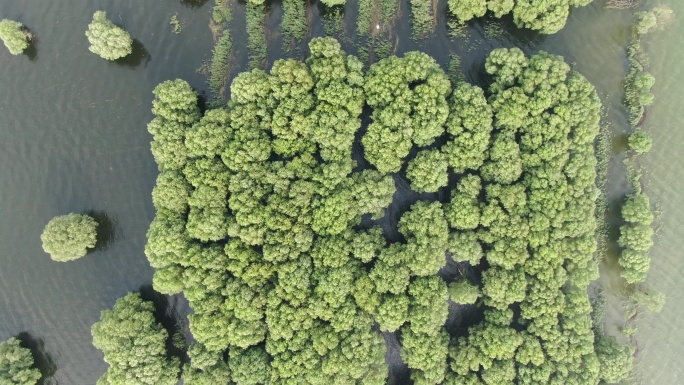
601, 3, 673, 379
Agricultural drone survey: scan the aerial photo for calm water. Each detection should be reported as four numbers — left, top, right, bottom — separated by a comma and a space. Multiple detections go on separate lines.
0, 0, 680, 383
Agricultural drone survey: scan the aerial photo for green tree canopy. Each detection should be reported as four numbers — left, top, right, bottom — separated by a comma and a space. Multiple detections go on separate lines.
628, 130, 653, 154
91, 293, 180, 385
40, 213, 98, 261
85, 11, 133, 60
0, 338, 41, 385
0, 19, 30, 55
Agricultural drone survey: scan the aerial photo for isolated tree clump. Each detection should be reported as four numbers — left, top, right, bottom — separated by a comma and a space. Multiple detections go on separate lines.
91, 293, 180, 385
0, 19, 30, 55
85, 11, 133, 60
40, 213, 98, 261
447, 0, 594, 34
0, 338, 41, 385
619, 193, 654, 283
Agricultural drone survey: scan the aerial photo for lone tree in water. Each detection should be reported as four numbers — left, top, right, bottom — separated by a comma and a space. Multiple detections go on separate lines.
85, 11, 132, 60
0, 337, 41, 385
0, 19, 31, 55
41, 213, 98, 261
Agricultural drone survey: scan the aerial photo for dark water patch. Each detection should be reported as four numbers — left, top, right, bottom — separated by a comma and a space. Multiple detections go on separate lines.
180, 0, 210, 8
382, 330, 410, 385
138, 285, 190, 364
15, 332, 57, 385
23, 40, 37, 61
86, 210, 119, 253
114, 39, 151, 69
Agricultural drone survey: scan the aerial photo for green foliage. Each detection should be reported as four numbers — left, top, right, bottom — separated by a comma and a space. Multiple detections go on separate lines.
631, 285, 666, 313
363, 52, 451, 173
208, 31, 232, 99
0, 338, 41, 385
40, 213, 98, 261
182, 344, 231, 385
282, 0, 307, 43
628, 130, 653, 154
246, 3, 267, 69
447, 0, 592, 33
448, 0, 487, 24
152, 171, 191, 213
619, 193, 654, 283
320, 0, 346, 6
406, 149, 449, 193
141, 41, 607, 385
0, 19, 30, 55
448, 279, 480, 304
442, 83, 493, 173
85, 11, 133, 60
446, 48, 603, 384
595, 335, 634, 384
91, 293, 180, 385
411, 0, 436, 38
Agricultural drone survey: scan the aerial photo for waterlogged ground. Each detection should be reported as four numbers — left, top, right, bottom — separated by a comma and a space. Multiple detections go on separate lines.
0, 0, 681, 383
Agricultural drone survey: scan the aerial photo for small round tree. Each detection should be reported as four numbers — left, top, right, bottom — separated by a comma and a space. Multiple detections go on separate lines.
628, 130, 653, 154
85, 11, 132, 60
0, 337, 41, 385
0, 19, 31, 55
41, 213, 98, 262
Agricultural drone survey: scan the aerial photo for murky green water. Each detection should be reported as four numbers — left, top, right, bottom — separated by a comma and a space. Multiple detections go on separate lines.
0, 0, 680, 383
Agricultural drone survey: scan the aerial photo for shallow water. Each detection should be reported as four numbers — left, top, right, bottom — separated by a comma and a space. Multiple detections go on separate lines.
0, 0, 680, 383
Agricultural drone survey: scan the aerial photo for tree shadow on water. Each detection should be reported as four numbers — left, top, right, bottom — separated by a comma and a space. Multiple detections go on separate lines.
138, 285, 189, 364
15, 332, 57, 385
180, 0, 209, 8
114, 39, 151, 69
86, 210, 118, 253
23, 43, 38, 61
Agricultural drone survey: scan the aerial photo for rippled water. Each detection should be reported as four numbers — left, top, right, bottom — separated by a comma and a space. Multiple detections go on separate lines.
0, 0, 680, 383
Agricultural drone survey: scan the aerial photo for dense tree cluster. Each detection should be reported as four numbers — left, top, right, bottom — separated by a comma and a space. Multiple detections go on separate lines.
618, 193, 654, 284
91, 293, 180, 385
0, 19, 30, 55
40, 213, 98, 261
444, 48, 620, 384
448, 0, 593, 34
362, 51, 451, 174
0, 338, 41, 385
141, 40, 613, 384
86, 11, 133, 60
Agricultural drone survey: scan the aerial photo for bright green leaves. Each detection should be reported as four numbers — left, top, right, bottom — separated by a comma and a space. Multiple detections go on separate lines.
139, 41, 608, 385
40, 213, 98, 262
91, 293, 180, 385
448, 279, 481, 304
85, 11, 132, 60
628, 130, 653, 154
0, 337, 41, 385
595, 336, 634, 384
443, 83, 493, 173
0, 19, 30, 55
363, 52, 451, 173
406, 150, 449, 193
448, 0, 487, 24
619, 194, 654, 283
